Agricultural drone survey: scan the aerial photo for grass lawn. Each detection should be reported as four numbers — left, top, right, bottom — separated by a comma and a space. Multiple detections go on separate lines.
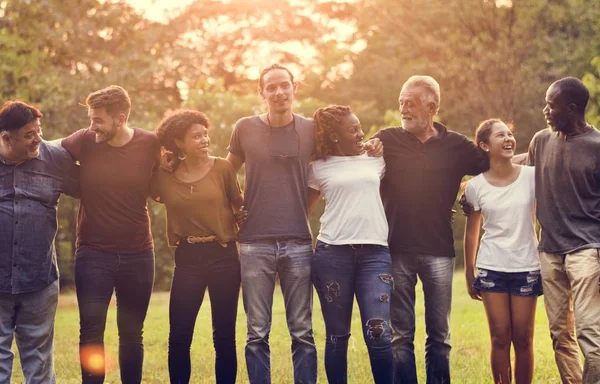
10, 273, 562, 383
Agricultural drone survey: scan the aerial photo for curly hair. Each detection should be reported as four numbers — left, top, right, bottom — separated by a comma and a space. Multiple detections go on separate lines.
155, 109, 210, 158
313, 105, 352, 160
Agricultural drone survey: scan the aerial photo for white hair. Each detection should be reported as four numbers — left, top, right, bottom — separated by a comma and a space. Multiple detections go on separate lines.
401, 75, 441, 113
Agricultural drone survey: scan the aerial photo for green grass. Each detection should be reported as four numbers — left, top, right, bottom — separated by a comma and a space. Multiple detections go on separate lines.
9, 273, 562, 383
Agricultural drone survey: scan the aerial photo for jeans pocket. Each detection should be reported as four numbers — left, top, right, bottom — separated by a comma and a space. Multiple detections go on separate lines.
289, 239, 313, 246
315, 240, 329, 249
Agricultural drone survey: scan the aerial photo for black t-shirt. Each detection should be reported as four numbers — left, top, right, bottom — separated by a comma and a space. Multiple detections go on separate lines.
374, 122, 487, 257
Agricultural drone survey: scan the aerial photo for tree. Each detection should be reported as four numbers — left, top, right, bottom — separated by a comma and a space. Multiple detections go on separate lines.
583, 56, 600, 128
1, 0, 184, 288
346, 0, 600, 149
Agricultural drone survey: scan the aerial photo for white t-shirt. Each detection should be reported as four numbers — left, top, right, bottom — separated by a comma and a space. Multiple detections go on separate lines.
308, 154, 388, 245
464, 165, 540, 272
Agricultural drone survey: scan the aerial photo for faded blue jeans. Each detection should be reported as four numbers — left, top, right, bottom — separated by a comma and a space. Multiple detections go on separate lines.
239, 239, 317, 384
391, 254, 454, 384
312, 241, 393, 384
0, 279, 59, 384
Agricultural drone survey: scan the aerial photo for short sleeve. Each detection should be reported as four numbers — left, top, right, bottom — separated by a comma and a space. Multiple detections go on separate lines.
51, 144, 80, 198
372, 128, 384, 141
227, 119, 245, 161
524, 165, 535, 190
61, 129, 88, 162
464, 180, 481, 212
307, 162, 320, 191
526, 137, 536, 167
223, 160, 243, 203
377, 157, 386, 179
149, 171, 162, 203
460, 138, 489, 176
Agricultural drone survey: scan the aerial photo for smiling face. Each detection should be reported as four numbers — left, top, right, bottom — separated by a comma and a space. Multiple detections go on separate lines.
88, 107, 121, 144
330, 113, 365, 156
398, 85, 435, 133
1, 118, 43, 162
260, 68, 297, 115
479, 122, 516, 160
176, 123, 210, 159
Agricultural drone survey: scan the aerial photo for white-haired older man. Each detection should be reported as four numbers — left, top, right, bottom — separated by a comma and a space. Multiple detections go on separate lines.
374, 76, 488, 384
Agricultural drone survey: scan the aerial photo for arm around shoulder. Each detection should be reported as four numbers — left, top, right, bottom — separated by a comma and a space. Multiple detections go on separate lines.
226, 152, 244, 173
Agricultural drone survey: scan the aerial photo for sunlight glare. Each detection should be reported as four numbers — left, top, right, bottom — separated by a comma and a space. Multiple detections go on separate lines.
126, 0, 196, 22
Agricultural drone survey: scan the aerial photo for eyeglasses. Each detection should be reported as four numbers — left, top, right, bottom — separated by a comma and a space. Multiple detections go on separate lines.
267, 115, 300, 158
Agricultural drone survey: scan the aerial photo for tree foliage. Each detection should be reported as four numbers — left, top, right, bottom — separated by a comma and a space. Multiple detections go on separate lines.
347, 0, 600, 149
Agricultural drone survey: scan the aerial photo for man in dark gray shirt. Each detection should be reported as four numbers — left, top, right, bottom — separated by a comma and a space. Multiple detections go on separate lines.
227, 64, 317, 384
527, 77, 600, 384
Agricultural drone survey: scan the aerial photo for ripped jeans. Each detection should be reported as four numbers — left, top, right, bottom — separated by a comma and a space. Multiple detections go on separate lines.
312, 241, 393, 384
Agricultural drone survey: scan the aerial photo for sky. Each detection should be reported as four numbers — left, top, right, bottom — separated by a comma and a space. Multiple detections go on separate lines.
126, 0, 196, 22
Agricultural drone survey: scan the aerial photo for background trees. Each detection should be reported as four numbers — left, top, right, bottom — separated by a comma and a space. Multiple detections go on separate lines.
2, 0, 599, 288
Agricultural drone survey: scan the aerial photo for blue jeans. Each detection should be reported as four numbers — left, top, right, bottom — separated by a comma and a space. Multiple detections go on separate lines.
0, 280, 58, 384
239, 239, 317, 384
391, 254, 454, 384
75, 247, 155, 384
312, 241, 393, 384
168, 241, 240, 384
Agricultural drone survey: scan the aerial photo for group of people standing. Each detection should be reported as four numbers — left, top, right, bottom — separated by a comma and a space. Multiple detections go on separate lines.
0, 62, 598, 384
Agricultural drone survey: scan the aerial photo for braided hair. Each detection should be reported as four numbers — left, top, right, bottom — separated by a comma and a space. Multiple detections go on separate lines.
313, 105, 352, 160
155, 109, 209, 159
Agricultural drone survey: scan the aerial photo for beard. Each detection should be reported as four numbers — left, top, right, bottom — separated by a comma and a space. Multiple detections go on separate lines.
94, 122, 118, 143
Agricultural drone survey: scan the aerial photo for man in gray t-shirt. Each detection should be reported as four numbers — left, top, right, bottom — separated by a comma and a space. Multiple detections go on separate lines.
228, 113, 314, 242
226, 64, 317, 384
527, 77, 600, 384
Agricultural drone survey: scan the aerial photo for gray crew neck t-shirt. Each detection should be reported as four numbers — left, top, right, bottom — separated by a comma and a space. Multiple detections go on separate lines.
228, 114, 314, 242
527, 126, 600, 254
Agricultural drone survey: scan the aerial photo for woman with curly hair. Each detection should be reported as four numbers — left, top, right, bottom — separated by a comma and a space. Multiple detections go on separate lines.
152, 109, 244, 384
308, 105, 392, 383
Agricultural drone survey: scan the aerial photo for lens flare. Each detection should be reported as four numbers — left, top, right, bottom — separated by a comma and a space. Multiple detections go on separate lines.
80, 345, 106, 375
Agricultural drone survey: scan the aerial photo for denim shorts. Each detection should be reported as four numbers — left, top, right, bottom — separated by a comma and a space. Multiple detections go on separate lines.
473, 268, 543, 296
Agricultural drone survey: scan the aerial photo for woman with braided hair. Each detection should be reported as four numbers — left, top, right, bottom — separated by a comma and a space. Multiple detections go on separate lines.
308, 105, 393, 383
151, 109, 244, 383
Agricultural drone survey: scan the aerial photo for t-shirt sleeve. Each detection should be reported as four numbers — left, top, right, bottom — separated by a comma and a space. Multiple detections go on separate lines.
378, 157, 386, 179
227, 119, 245, 161
307, 162, 320, 191
223, 160, 243, 203
524, 165, 535, 191
149, 171, 162, 203
526, 136, 536, 166
48, 143, 80, 198
464, 180, 481, 211
372, 128, 384, 141
461, 138, 489, 176
61, 129, 88, 162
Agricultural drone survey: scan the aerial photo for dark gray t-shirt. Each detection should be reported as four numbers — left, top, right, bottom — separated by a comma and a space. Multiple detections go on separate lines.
228, 114, 314, 242
527, 126, 600, 254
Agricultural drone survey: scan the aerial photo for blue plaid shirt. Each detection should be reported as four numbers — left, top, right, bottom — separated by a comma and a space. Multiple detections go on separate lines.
0, 141, 79, 294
